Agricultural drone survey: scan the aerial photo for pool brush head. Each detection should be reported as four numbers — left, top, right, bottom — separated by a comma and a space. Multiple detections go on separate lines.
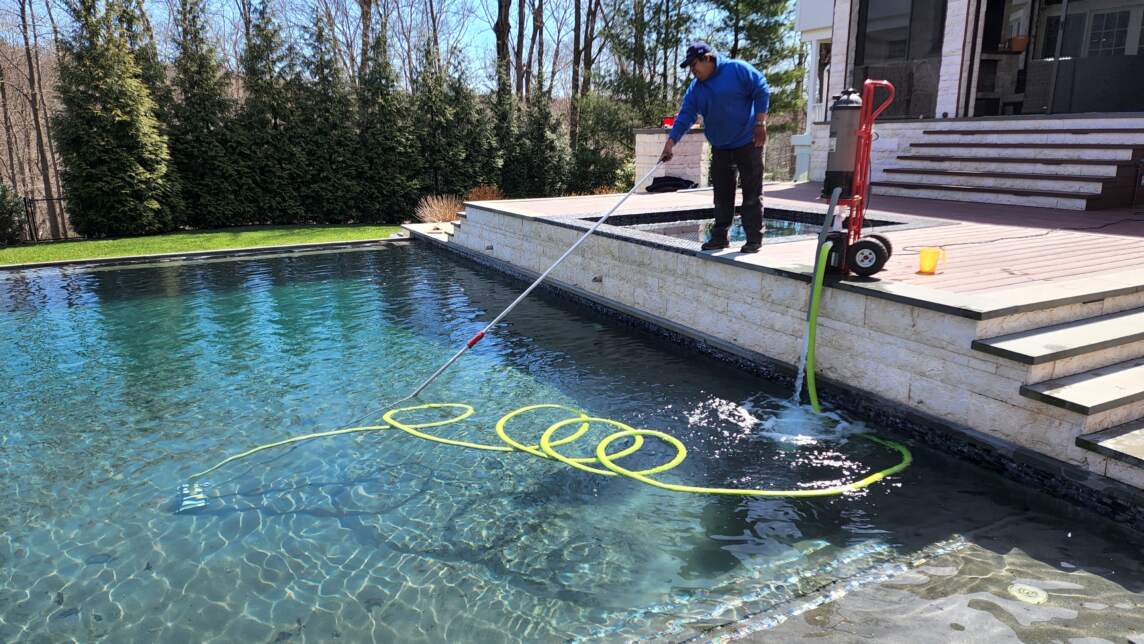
175, 481, 211, 513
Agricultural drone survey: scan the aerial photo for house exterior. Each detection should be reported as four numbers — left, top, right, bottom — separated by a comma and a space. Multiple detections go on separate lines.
793, 0, 1144, 209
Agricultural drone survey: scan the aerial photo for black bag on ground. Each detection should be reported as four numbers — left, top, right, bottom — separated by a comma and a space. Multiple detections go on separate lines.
646, 176, 698, 193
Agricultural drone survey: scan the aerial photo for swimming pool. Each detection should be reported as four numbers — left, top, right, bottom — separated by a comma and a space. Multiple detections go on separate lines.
1, 244, 1141, 641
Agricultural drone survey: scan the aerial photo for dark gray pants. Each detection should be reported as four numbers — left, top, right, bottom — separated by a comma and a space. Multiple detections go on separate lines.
711, 143, 764, 244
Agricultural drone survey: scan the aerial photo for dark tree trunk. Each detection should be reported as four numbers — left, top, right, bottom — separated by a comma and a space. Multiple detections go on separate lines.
18, 0, 60, 239
569, 0, 581, 147
357, 0, 373, 82
536, 0, 544, 95
28, 0, 62, 207
525, 0, 540, 97
581, 0, 599, 96
1, 67, 23, 191
494, 0, 512, 92
42, 0, 61, 55
515, 0, 525, 96
660, 0, 668, 99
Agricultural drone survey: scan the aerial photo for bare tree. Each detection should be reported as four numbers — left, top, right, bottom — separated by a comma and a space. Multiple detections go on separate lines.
569, 0, 580, 145
390, 0, 419, 87
18, 0, 60, 238
27, 0, 61, 201
234, 0, 252, 41
493, 0, 511, 92
580, 0, 600, 96
546, 0, 570, 92
356, 0, 372, 80
0, 66, 24, 191
514, 0, 524, 95
524, 0, 540, 96
41, 0, 61, 55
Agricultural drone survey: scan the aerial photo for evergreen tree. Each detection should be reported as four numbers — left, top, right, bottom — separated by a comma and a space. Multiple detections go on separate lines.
568, 94, 636, 193
114, 0, 184, 220
54, 0, 173, 237
295, 10, 358, 223
506, 79, 568, 198
412, 44, 453, 196
413, 46, 499, 198
709, 0, 804, 126
356, 29, 419, 223
232, 1, 304, 224
445, 71, 498, 192
170, 0, 239, 228
115, 0, 172, 124
491, 56, 520, 194
0, 183, 23, 245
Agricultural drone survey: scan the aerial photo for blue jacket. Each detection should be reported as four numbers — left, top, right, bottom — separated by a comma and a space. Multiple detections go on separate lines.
668, 54, 771, 150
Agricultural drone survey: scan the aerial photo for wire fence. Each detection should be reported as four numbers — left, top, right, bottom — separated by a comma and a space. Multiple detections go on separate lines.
22, 197, 81, 243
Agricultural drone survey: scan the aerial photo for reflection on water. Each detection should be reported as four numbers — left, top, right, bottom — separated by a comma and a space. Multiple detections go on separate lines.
0, 245, 1141, 642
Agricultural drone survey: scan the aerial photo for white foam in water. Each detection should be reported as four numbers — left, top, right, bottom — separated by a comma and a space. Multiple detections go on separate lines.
740, 397, 863, 447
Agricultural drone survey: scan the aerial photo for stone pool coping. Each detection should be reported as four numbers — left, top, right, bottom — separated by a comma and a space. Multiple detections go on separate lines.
0, 236, 412, 272
459, 201, 1144, 322
406, 221, 1144, 532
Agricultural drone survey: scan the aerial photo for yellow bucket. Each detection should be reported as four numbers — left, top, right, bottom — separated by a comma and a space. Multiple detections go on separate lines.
917, 247, 945, 275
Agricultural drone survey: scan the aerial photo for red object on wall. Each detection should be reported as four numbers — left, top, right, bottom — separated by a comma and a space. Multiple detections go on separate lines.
661, 116, 675, 128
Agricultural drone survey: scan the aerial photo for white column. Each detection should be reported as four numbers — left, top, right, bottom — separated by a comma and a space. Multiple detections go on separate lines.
828, 0, 853, 98
792, 36, 821, 183
936, 0, 972, 118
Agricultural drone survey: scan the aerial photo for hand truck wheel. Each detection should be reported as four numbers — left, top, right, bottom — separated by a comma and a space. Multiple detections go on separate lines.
847, 237, 889, 277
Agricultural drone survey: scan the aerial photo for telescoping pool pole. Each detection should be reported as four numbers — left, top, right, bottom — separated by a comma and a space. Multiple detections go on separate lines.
176, 160, 666, 511
404, 160, 666, 401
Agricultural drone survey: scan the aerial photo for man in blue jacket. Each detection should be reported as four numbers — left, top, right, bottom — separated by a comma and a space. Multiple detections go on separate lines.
660, 42, 770, 253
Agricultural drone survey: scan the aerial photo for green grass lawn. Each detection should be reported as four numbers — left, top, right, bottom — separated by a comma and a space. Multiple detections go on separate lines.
0, 224, 405, 266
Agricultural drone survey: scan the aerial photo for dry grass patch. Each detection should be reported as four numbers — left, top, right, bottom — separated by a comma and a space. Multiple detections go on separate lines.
464, 185, 505, 201
414, 195, 463, 223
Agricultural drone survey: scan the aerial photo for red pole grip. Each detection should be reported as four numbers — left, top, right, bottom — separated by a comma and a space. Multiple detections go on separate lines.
466, 331, 486, 348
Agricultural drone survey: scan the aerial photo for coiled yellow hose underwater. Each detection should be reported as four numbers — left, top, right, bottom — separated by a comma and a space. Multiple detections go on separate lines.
176, 172, 911, 511
185, 401, 910, 501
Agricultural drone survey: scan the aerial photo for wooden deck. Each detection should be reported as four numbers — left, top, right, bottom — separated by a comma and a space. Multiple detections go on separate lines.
761, 182, 1144, 293
474, 182, 1144, 296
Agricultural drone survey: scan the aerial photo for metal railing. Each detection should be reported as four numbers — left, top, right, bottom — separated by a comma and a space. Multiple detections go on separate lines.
22, 197, 81, 243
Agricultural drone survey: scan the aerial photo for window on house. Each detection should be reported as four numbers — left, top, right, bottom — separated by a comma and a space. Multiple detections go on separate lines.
1024, 0, 1144, 114
853, 0, 948, 117
1041, 14, 1085, 58
1088, 11, 1130, 56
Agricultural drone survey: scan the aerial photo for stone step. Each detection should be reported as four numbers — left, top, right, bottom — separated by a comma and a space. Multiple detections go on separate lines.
919, 129, 1144, 145
897, 154, 1135, 170
904, 145, 1137, 161
871, 182, 1092, 210
972, 308, 1144, 380
1020, 357, 1144, 415
917, 118, 1144, 131
1076, 420, 1144, 468
923, 127, 1144, 135
880, 168, 1110, 194
894, 157, 1124, 177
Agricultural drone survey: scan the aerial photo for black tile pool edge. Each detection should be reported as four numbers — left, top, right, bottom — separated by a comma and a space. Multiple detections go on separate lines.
420, 236, 1144, 533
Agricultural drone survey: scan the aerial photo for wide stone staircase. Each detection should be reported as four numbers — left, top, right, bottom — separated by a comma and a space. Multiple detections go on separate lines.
971, 296, 1144, 476
872, 121, 1144, 210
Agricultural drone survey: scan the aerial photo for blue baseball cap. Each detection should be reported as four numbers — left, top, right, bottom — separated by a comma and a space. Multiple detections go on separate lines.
680, 42, 714, 68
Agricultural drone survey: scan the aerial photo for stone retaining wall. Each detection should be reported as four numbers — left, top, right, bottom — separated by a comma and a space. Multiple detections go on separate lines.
441, 208, 1144, 525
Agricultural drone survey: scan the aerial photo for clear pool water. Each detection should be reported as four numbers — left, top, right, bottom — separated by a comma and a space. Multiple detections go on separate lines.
633, 217, 819, 243
1, 245, 1141, 642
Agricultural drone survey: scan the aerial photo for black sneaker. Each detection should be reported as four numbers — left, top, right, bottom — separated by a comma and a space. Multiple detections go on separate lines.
739, 242, 761, 254
701, 240, 729, 251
